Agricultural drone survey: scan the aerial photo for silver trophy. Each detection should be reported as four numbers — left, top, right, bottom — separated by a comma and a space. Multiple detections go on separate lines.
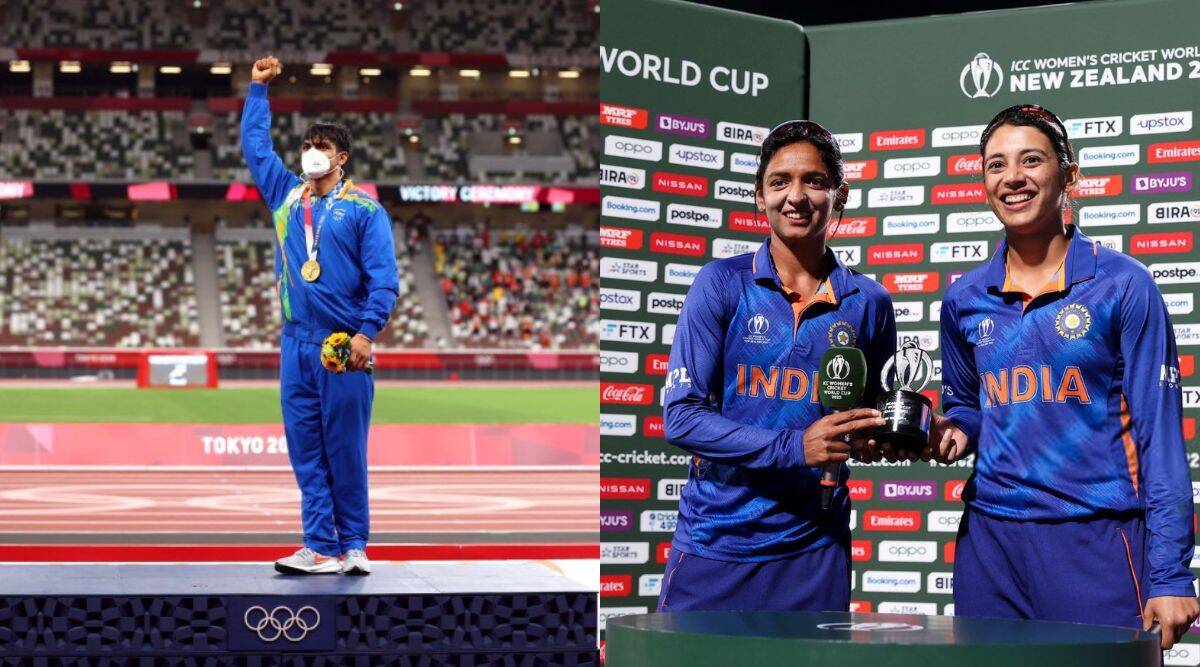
875, 341, 934, 454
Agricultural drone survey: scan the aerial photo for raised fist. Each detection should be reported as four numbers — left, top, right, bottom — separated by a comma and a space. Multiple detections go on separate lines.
251, 56, 282, 85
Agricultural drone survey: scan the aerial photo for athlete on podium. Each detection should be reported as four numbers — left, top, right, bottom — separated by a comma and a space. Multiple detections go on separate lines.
241, 56, 399, 576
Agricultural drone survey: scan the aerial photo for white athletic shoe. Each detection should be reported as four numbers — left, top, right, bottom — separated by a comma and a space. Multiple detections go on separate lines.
274, 547, 342, 575
341, 549, 371, 575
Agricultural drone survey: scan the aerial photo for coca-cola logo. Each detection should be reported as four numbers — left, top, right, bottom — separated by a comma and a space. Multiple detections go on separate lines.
601, 382, 654, 405
827, 216, 876, 238
947, 154, 982, 175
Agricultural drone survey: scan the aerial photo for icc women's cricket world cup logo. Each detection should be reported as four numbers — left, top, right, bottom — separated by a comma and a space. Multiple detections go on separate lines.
826, 354, 850, 382
960, 52, 1003, 99
881, 341, 932, 393
875, 341, 934, 454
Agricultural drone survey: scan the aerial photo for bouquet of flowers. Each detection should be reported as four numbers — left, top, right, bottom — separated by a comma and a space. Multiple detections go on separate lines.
320, 332, 373, 374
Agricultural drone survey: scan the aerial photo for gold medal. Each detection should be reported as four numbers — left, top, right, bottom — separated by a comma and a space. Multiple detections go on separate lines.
301, 259, 321, 282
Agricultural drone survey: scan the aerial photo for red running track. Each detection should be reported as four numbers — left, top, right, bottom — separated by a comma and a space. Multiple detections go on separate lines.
0, 469, 599, 561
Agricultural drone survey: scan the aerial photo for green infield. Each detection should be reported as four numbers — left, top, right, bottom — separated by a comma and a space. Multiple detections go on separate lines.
0, 386, 598, 424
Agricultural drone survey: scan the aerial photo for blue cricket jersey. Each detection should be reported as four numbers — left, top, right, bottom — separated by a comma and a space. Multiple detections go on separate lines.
940, 225, 1195, 597
241, 82, 399, 342
663, 237, 897, 562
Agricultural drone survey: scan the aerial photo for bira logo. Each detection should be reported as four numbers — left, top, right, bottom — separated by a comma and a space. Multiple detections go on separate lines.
600, 103, 648, 129
650, 232, 706, 257
653, 172, 708, 197
870, 129, 925, 151
868, 244, 924, 265
600, 164, 645, 190
883, 272, 940, 293
828, 217, 877, 238
599, 226, 643, 251
600, 383, 654, 405
1131, 232, 1193, 255
1071, 175, 1123, 198
932, 183, 986, 204
947, 154, 982, 175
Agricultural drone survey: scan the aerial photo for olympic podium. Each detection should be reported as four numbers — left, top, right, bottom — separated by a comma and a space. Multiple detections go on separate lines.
0, 563, 597, 663
606, 611, 1160, 666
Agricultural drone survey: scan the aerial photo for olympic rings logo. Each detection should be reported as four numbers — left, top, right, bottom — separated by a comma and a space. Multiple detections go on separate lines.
244, 605, 321, 642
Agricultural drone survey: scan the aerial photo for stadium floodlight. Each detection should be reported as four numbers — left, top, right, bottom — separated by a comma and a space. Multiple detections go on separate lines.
60, 61, 82, 73
459, 69, 481, 79
508, 136, 523, 145
558, 69, 581, 79
159, 66, 182, 74
210, 63, 232, 75
310, 63, 333, 76
110, 61, 133, 74
409, 66, 432, 77
9, 60, 30, 73
508, 69, 530, 78
408, 135, 421, 144
359, 68, 382, 77
392, 2, 404, 9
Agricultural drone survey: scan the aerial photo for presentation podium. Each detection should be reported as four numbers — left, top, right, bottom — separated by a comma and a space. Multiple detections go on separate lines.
606, 611, 1160, 666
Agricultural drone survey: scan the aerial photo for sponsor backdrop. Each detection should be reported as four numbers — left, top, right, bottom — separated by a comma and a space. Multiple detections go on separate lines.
602, 0, 1200, 662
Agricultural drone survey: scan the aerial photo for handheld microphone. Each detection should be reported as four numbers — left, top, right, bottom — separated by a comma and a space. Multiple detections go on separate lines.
816, 346, 867, 511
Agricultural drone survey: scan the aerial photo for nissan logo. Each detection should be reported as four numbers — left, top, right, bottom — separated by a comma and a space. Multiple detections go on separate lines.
244, 605, 320, 642
615, 142, 653, 153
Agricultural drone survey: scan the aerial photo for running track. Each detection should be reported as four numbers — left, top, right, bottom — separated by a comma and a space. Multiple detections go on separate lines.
0, 469, 598, 560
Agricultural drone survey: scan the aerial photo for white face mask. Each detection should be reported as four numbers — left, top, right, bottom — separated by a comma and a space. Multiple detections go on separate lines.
302, 148, 337, 179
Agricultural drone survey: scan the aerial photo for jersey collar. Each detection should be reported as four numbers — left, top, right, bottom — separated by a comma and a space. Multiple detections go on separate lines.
984, 224, 1099, 293
751, 236, 857, 303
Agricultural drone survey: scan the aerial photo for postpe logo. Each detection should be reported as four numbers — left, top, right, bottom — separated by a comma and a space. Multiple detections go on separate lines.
959, 53, 1003, 98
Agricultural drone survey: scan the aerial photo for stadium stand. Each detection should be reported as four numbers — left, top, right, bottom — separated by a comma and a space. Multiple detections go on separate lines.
0, 236, 199, 347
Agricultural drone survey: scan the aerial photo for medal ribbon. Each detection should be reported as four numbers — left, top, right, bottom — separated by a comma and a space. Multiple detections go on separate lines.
302, 179, 355, 260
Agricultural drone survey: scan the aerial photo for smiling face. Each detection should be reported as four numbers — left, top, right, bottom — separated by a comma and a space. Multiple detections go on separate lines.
982, 124, 1078, 236
754, 141, 848, 245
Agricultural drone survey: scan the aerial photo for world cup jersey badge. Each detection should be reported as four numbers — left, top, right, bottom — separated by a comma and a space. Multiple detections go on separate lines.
828, 320, 857, 347
1054, 303, 1092, 340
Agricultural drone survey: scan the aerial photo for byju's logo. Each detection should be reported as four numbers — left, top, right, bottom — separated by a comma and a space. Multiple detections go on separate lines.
960, 53, 1003, 98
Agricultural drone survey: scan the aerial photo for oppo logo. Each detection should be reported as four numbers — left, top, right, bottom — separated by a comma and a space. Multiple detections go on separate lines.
946, 211, 1002, 233
600, 351, 638, 375
932, 124, 986, 148
884, 157, 940, 179
604, 135, 662, 161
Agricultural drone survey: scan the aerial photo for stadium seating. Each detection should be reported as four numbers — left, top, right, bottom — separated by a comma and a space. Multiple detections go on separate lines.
435, 225, 597, 349
216, 230, 428, 349
1, 110, 193, 180
0, 0, 594, 53
0, 238, 199, 347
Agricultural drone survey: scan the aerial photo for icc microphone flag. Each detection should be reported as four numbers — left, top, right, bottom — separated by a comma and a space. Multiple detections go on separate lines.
816, 346, 867, 510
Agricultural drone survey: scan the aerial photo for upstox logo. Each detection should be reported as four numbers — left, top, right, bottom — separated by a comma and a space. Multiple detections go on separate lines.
668, 144, 724, 170
1130, 111, 1192, 136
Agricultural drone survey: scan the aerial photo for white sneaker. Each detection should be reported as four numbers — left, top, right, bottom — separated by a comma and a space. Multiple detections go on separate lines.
342, 548, 371, 575
274, 547, 341, 575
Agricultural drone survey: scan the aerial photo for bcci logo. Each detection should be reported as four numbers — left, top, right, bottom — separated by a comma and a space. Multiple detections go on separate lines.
828, 321, 857, 347
1054, 303, 1092, 340
826, 354, 851, 381
743, 313, 772, 345
977, 316, 995, 347
960, 53, 1003, 99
